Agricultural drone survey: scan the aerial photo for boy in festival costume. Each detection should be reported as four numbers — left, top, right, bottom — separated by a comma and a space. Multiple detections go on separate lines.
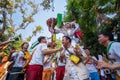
26, 36, 62, 80
42, 42, 56, 80
47, 18, 80, 43
49, 22, 79, 40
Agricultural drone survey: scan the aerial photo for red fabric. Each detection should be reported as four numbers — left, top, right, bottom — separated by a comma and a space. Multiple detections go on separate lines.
56, 66, 65, 80
74, 30, 83, 38
0, 64, 2, 66
26, 65, 43, 80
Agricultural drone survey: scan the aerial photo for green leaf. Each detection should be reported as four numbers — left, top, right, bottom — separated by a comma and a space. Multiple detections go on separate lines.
16, 0, 21, 2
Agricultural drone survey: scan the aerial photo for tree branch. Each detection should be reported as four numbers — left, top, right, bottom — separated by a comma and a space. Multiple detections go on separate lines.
0, 10, 7, 37
115, 0, 120, 12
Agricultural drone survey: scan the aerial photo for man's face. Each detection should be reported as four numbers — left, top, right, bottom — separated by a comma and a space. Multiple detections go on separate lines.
98, 34, 108, 45
62, 37, 68, 46
65, 23, 71, 29
42, 38, 47, 43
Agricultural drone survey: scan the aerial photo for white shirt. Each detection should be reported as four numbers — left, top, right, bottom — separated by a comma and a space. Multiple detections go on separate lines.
64, 45, 79, 78
108, 42, 120, 76
49, 25, 79, 39
98, 55, 105, 76
109, 42, 120, 62
29, 43, 47, 65
43, 55, 53, 69
86, 56, 98, 73
55, 51, 66, 66
12, 51, 26, 67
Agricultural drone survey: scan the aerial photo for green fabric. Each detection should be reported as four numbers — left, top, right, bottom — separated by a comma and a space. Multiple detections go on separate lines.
57, 13, 62, 28
30, 41, 39, 49
107, 41, 114, 54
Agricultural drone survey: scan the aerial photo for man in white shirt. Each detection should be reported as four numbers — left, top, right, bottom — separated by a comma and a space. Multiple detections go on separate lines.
62, 36, 89, 80
26, 36, 62, 80
97, 31, 120, 80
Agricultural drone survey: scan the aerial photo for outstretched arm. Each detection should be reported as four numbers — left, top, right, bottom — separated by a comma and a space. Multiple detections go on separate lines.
97, 61, 120, 70
42, 47, 63, 55
0, 40, 15, 46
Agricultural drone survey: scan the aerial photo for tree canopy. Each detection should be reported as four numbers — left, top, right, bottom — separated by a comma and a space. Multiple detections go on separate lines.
0, 0, 54, 55
64, 0, 120, 56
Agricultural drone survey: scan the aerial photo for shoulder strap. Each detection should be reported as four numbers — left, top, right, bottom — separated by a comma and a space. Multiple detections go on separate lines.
65, 47, 73, 55
107, 41, 114, 54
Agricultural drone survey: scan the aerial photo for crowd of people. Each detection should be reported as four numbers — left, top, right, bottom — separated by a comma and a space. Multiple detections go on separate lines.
0, 19, 120, 80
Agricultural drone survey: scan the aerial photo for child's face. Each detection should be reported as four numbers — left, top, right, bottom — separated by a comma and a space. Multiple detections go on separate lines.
65, 23, 71, 29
